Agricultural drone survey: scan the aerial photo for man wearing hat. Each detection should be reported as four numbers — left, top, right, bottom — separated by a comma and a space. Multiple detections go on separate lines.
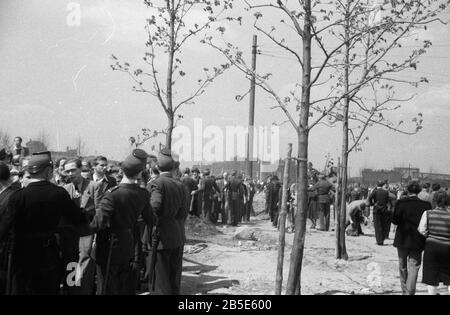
189, 168, 201, 216
224, 170, 244, 226
180, 168, 197, 216
0, 161, 20, 294
192, 168, 220, 223
311, 174, 335, 231
148, 148, 189, 294
368, 180, 393, 245
90, 149, 154, 295
0, 152, 88, 294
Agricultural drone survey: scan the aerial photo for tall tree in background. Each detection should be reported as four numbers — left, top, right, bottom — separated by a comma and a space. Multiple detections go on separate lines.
111, 0, 234, 149
329, 0, 448, 260
209, 0, 449, 293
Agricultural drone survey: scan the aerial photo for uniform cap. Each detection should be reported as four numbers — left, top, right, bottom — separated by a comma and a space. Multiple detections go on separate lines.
157, 148, 174, 172
122, 149, 148, 177
27, 151, 52, 174
132, 148, 148, 161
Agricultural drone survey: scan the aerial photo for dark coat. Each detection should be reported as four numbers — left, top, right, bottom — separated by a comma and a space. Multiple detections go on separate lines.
369, 187, 391, 213
392, 196, 432, 250
91, 183, 154, 265
148, 173, 189, 250
312, 179, 333, 204
0, 181, 88, 270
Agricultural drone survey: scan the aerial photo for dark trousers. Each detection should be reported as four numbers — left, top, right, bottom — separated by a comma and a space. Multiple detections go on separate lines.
153, 246, 184, 295
227, 200, 239, 226
373, 211, 389, 245
202, 198, 213, 223
318, 203, 330, 231
13, 268, 62, 295
397, 248, 422, 295
60, 231, 80, 295
101, 263, 137, 295
384, 211, 392, 239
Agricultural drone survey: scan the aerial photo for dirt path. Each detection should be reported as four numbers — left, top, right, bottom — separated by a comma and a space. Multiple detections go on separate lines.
180, 194, 448, 295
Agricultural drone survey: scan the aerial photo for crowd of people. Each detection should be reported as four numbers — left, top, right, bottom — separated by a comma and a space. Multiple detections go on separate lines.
300, 171, 450, 295
0, 136, 449, 295
0, 136, 262, 295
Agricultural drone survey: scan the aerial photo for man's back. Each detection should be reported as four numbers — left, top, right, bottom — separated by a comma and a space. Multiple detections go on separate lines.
369, 188, 390, 209
1, 181, 86, 268
181, 176, 197, 193
393, 196, 432, 250
94, 183, 153, 265
149, 173, 188, 249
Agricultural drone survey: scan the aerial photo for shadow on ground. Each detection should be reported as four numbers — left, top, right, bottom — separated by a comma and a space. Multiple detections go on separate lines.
181, 257, 240, 295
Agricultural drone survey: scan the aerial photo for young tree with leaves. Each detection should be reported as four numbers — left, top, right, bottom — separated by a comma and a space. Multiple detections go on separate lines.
326, 0, 448, 260
111, 0, 234, 149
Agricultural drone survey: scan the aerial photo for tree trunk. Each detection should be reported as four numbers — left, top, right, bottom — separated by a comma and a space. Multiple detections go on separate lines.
286, 0, 312, 295
166, 114, 174, 150
275, 143, 292, 295
337, 3, 351, 260
335, 158, 341, 259
165, 0, 175, 150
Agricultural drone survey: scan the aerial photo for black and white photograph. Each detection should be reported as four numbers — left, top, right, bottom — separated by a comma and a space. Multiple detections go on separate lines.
1, 0, 450, 299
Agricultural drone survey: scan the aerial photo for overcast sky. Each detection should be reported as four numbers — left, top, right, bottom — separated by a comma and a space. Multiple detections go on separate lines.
1, 0, 449, 176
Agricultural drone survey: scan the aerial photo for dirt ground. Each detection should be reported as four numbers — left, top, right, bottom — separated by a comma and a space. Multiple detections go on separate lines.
180, 193, 449, 295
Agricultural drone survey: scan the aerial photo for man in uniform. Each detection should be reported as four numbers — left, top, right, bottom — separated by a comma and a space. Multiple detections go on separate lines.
243, 178, 255, 222
0, 162, 20, 294
90, 149, 154, 295
148, 148, 189, 294
237, 174, 248, 223
268, 176, 282, 228
180, 168, 197, 216
190, 168, 201, 217
0, 152, 88, 294
224, 170, 244, 226
192, 169, 220, 223
312, 174, 334, 231
215, 172, 228, 224
369, 180, 393, 245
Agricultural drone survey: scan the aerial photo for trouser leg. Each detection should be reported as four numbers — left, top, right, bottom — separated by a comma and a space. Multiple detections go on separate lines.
317, 204, 325, 230
384, 211, 391, 239
397, 247, 408, 295
324, 204, 330, 231
373, 213, 384, 245
405, 249, 422, 295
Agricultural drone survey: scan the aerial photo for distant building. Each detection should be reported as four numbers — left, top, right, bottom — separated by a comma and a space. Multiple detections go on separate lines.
25, 140, 48, 154
50, 147, 78, 161
393, 167, 421, 181
360, 168, 402, 186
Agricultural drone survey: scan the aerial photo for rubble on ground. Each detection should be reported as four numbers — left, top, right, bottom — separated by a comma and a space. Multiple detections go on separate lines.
185, 215, 220, 236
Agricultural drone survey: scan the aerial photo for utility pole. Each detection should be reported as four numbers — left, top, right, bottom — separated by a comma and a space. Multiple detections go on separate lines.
247, 35, 257, 179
